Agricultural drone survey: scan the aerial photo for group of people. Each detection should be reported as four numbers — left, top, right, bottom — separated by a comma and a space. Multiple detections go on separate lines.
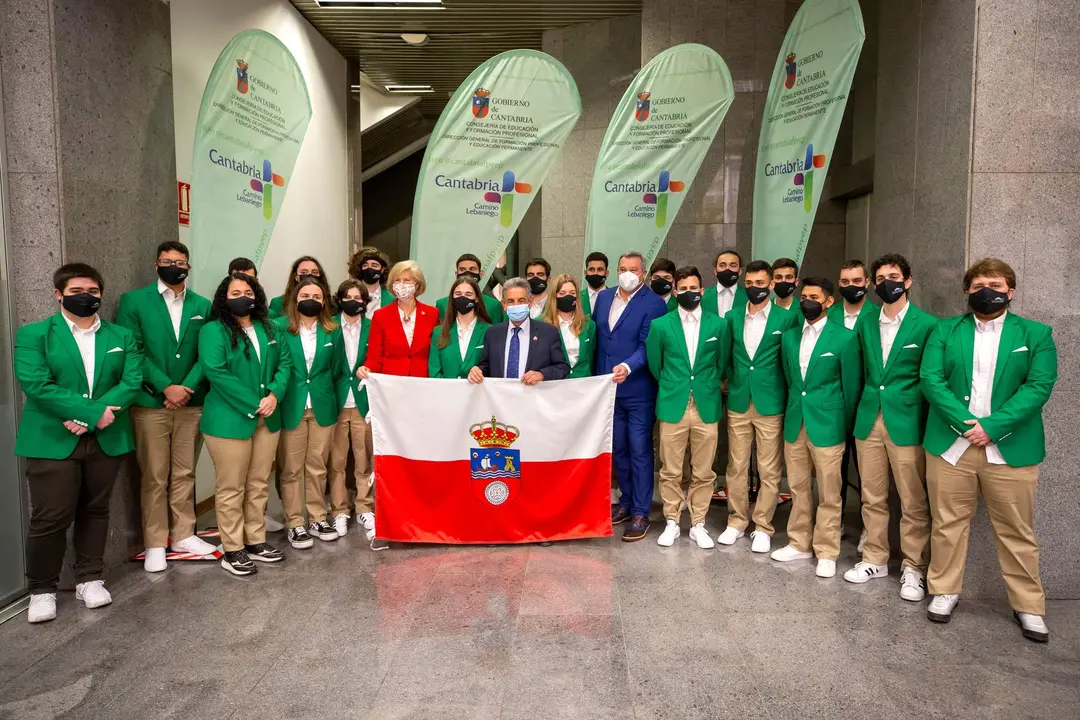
14, 241, 1056, 645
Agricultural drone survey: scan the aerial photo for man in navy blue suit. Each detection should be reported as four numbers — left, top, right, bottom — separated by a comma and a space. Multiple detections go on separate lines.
593, 251, 669, 541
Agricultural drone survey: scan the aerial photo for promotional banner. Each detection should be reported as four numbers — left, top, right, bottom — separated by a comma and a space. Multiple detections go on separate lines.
411, 50, 581, 301
188, 30, 312, 298
584, 44, 734, 270
368, 374, 616, 544
752, 0, 865, 264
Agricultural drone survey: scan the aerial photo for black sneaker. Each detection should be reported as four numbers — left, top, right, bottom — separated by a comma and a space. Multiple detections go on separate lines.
221, 550, 257, 576
288, 526, 314, 549
309, 521, 339, 542
245, 543, 284, 563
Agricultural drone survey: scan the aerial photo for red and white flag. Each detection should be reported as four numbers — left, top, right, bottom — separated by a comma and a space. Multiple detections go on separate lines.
367, 374, 617, 544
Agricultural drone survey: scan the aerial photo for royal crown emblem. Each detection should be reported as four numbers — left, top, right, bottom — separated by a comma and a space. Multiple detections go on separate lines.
474, 87, 491, 98
637, 91, 651, 100
469, 415, 521, 506
470, 415, 520, 448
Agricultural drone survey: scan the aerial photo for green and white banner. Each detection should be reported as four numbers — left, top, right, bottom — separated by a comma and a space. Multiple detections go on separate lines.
584, 44, 734, 270
411, 50, 580, 300
752, 0, 864, 264
188, 29, 312, 298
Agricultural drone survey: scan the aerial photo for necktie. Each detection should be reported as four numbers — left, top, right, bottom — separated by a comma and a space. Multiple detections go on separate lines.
507, 326, 521, 379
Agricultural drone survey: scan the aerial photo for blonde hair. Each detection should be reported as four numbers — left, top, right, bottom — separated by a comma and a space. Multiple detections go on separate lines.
544, 273, 586, 336
387, 260, 426, 297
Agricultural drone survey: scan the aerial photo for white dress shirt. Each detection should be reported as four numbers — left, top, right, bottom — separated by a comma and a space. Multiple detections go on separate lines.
158, 279, 185, 341
457, 317, 476, 361
341, 314, 363, 409
242, 324, 261, 362
843, 305, 862, 330
587, 287, 600, 312
879, 301, 910, 366
559, 318, 580, 366
716, 285, 736, 317
529, 296, 547, 319
504, 317, 531, 378
65, 313, 101, 396
365, 285, 382, 319
608, 284, 643, 331
799, 317, 827, 380
299, 321, 318, 409
743, 301, 771, 361
399, 305, 416, 346
679, 306, 701, 368
941, 312, 1008, 466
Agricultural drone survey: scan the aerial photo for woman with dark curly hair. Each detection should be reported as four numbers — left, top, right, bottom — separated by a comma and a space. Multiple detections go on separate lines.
199, 273, 292, 576
348, 246, 393, 319
268, 256, 329, 319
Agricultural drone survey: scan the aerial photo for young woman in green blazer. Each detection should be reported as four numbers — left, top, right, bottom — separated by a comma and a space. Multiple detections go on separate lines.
429, 276, 492, 379
268, 255, 329, 319
274, 277, 343, 549
543, 274, 596, 379
199, 273, 291, 576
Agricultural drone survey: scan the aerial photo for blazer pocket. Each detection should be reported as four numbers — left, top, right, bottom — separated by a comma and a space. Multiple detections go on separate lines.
705, 337, 718, 343
821, 398, 845, 410
819, 352, 836, 358
191, 315, 205, 321
1012, 346, 1029, 353
902, 343, 919, 349
323, 342, 333, 347
107, 346, 124, 353
771, 330, 783, 335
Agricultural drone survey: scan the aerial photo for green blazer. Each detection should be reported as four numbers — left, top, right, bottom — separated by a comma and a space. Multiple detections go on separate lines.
428, 320, 489, 379
827, 299, 876, 330
663, 295, 677, 313
335, 314, 370, 416
780, 319, 863, 446
920, 313, 1057, 467
724, 304, 799, 416
646, 310, 731, 424
115, 282, 211, 408
14, 314, 142, 459
435, 294, 505, 325
854, 304, 938, 446
268, 294, 285, 320
198, 320, 291, 438
702, 284, 748, 318
579, 287, 601, 316
557, 318, 597, 379
274, 317, 343, 429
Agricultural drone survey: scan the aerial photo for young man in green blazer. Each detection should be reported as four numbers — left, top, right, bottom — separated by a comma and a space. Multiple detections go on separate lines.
702, 249, 748, 320
772, 277, 863, 578
115, 241, 216, 572
646, 267, 731, 549
16, 264, 141, 623
718, 261, 799, 553
843, 254, 937, 601
350, 246, 395, 320
771, 257, 800, 315
648, 257, 679, 312
433, 253, 505, 324
920, 259, 1057, 642
580, 251, 609, 316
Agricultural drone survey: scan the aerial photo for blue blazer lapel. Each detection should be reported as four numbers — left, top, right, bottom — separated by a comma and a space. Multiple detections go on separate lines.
611, 288, 643, 335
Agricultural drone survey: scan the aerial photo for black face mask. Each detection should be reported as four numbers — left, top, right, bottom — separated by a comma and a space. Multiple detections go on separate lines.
745, 285, 771, 305
297, 299, 322, 318
340, 299, 364, 317
62, 293, 101, 318
650, 277, 673, 296
360, 268, 383, 285
528, 277, 548, 295
676, 291, 702, 310
800, 299, 824, 321
458, 271, 481, 282
226, 296, 256, 317
875, 280, 907, 305
774, 281, 796, 299
584, 273, 607, 290
968, 287, 1010, 315
452, 296, 477, 315
838, 285, 867, 304
716, 270, 739, 288
556, 295, 578, 313
157, 264, 188, 285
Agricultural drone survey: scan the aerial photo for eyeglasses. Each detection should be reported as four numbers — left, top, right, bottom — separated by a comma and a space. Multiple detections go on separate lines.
158, 260, 190, 269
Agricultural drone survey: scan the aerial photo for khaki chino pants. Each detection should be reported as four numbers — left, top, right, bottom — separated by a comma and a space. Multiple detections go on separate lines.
785, 427, 844, 560
855, 413, 930, 571
328, 407, 374, 516
205, 420, 279, 552
724, 402, 785, 535
657, 398, 718, 526
132, 406, 203, 548
280, 408, 334, 526
926, 447, 1044, 615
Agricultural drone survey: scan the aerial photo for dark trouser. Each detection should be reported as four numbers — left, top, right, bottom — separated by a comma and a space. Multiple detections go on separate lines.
613, 394, 656, 517
25, 435, 125, 593
840, 434, 860, 516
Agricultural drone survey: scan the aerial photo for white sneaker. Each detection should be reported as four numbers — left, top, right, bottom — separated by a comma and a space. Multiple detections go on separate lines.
770, 544, 813, 562
899, 568, 927, 601
857, 528, 868, 553
1014, 612, 1049, 643
750, 531, 771, 554
843, 561, 888, 584
264, 515, 285, 533
143, 547, 167, 573
171, 534, 218, 556
365, 515, 377, 542
927, 594, 960, 623
28, 593, 57, 623
716, 526, 744, 546
358, 512, 375, 533
333, 514, 350, 537
75, 580, 112, 609
816, 559, 837, 578
688, 523, 715, 549
657, 519, 680, 547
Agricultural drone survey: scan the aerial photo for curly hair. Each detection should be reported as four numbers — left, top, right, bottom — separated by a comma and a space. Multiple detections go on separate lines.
348, 246, 389, 282
209, 273, 274, 357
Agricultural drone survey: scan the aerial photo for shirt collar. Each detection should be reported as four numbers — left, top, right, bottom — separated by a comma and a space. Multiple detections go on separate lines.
718, 285, 734, 296
679, 306, 701, 323
803, 316, 827, 334
510, 316, 530, 334
880, 302, 910, 327
299, 319, 318, 335
340, 313, 362, 330
458, 316, 476, 331
844, 305, 861, 320
157, 279, 186, 300
975, 311, 1007, 333
746, 300, 771, 320
64, 312, 101, 335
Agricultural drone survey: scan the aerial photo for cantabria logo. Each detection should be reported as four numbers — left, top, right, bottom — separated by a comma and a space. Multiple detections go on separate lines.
209, 150, 286, 220
793, 143, 826, 212
605, 170, 685, 228
435, 171, 532, 228
630, 91, 687, 123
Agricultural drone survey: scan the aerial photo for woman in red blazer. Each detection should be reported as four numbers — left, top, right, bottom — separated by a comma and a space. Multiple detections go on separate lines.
358, 260, 438, 378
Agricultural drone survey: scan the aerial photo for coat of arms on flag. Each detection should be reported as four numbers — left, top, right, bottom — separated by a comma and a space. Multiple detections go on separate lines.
470, 416, 520, 506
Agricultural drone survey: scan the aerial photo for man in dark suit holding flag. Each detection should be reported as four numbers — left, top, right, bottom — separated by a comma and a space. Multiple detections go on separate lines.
469, 277, 569, 384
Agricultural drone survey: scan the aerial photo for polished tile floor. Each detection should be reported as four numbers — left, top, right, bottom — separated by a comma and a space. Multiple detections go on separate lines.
1, 500, 1079, 720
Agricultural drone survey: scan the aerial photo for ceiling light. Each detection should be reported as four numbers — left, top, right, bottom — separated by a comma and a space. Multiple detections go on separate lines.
315, 0, 445, 8
385, 84, 434, 93
401, 33, 430, 46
